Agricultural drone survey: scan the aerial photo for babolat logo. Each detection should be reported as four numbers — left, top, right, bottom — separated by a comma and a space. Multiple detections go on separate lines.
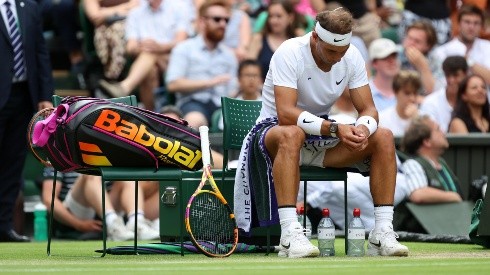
94, 109, 202, 169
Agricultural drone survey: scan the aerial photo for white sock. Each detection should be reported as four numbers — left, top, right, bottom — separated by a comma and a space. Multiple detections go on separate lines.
105, 211, 118, 225
127, 211, 145, 226
278, 207, 298, 232
374, 206, 394, 231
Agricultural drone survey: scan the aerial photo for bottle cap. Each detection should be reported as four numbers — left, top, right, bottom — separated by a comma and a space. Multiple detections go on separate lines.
322, 208, 330, 217
34, 203, 47, 211
353, 208, 361, 217
299, 206, 305, 215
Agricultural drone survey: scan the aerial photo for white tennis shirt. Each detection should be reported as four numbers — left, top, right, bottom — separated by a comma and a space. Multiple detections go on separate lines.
258, 33, 369, 121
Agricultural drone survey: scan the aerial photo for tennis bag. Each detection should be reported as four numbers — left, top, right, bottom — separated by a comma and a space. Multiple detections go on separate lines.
31, 96, 203, 172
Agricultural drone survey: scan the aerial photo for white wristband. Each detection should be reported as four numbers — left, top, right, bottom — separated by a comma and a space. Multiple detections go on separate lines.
297, 111, 323, 136
355, 116, 378, 137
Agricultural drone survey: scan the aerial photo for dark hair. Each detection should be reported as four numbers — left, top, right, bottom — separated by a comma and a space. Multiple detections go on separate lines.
238, 59, 262, 76
458, 4, 485, 24
406, 20, 438, 50
442, 56, 468, 75
452, 74, 490, 130
315, 7, 354, 35
401, 115, 432, 155
392, 70, 422, 94
263, 0, 296, 39
199, 0, 230, 17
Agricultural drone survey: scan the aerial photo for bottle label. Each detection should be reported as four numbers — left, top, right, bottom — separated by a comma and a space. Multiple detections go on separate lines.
318, 228, 335, 239
348, 228, 365, 240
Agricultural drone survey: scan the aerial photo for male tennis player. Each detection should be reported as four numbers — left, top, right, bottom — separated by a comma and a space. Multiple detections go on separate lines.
234, 8, 409, 258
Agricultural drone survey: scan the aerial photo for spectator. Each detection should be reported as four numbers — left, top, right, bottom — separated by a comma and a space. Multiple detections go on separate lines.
247, 0, 296, 80
255, 0, 315, 36
99, 0, 191, 111
368, 38, 400, 112
448, 74, 490, 133
1, 0, 53, 242
166, 0, 238, 129
222, 0, 252, 61
41, 169, 160, 240
419, 56, 469, 133
37, 0, 85, 86
379, 70, 422, 136
399, 115, 463, 232
434, 4, 490, 85
399, 20, 444, 94
83, 0, 140, 80
397, 0, 452, 45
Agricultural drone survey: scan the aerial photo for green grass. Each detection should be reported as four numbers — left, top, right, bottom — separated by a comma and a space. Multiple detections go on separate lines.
1, 239, 489, 274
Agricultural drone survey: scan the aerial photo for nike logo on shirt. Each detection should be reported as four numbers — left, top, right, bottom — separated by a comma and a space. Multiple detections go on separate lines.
336, 77, 345, 85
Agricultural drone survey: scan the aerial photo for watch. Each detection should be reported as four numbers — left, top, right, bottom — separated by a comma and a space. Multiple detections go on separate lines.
329, 122, 338, 138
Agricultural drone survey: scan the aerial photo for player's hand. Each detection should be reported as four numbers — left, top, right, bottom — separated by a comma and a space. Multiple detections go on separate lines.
338, 124, 369, 152
75, 219, 102, 232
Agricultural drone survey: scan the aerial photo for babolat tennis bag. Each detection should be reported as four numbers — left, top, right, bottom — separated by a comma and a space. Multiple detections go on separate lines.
31, 96, 203, 172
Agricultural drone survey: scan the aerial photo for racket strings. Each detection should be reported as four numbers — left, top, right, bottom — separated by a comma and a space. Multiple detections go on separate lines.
189, 192, 235, 255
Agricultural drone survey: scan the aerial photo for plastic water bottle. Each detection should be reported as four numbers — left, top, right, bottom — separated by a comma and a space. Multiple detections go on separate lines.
317, 208, 335, 256
297, 207, 312, 239
34, 203, 48, 241
347, 208, 365, 257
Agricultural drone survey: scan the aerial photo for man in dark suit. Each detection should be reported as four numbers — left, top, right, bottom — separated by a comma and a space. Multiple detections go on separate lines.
0, 0, 53, 242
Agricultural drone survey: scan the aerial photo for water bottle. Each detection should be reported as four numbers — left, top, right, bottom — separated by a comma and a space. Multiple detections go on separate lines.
317, 208, 335, 256
347, 208, 365, 257
297, 206, 312, 239
34, 203, 48, 241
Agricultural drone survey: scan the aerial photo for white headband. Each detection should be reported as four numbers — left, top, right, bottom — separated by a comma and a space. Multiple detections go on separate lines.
315, 22, 352, 46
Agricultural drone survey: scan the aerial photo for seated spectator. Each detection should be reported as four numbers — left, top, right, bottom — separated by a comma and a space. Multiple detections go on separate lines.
397, 0, 452, 45
379, 70, 422, 136
399, 20, 444, 94
368, 38, 400, 112
254, 0, 314, 36
448, 74, 490, 133
247, 0, 297, 80
99, 0, 191, 111
166, 0, 238, 129
83, 0, 140, 80
41, 169, 160, 240
434, 4, 490, 85
419, 56, 469, 133
222, 0, 252, 61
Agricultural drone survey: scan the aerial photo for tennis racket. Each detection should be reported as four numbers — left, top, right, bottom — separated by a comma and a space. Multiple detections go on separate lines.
185, 126, 238, 257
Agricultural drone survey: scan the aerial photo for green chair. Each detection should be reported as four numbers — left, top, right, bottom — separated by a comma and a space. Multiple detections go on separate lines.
48, 95, 186, 257
221, 97, 349, 253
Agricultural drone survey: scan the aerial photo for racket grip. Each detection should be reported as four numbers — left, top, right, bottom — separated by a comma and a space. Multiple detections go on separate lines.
199, 126, 211, 167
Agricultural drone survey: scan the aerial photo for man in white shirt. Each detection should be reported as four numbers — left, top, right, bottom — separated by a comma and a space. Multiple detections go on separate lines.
420, 56, 468, 133
434, 5, 490, 85
368, 38, 400, 112
234, 8, 408, 258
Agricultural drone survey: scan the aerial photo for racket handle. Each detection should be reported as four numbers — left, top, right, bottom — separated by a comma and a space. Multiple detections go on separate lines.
199, 126, 211, 167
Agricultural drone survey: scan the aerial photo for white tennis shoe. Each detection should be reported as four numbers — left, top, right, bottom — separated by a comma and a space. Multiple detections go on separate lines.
278, 221, 319, 258
367, 225, 409, 256
107, 217, 134, 241
127, 218, 160, 241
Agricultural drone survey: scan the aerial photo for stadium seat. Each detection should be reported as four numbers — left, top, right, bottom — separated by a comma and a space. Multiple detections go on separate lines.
220, 97, 349, 254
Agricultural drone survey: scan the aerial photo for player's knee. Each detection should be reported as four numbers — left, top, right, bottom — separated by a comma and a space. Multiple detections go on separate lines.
278, 126, 305, 148
372, 127, 394, 146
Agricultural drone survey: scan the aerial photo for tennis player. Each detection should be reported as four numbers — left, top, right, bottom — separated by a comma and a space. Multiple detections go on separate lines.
235, 8, 409, 258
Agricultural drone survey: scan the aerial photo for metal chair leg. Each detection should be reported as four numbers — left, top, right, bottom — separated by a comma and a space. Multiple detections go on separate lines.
100, 180, 107, 257
344, 179, 348, 255
47, 170, 57, 256
134, 180, 139, 255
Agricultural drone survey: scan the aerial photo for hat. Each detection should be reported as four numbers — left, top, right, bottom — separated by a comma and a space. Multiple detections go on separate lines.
369, 38, 398, 61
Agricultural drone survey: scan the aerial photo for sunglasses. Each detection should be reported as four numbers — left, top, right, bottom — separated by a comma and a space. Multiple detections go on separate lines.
205, 16, 230, 24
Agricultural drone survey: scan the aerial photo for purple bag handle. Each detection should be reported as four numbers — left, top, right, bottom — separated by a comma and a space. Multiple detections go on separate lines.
32, 104, 69, 146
